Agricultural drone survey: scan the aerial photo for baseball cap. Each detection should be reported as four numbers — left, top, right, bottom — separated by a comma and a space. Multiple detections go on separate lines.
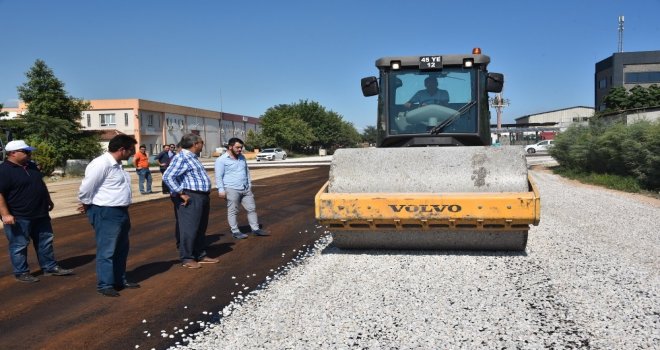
4, 140, 36, 152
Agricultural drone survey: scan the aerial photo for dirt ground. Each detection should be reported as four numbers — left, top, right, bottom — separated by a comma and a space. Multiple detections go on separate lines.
0, 166, 330, 350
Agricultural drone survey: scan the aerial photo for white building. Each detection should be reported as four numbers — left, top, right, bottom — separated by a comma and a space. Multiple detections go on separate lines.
2, 99, 261, 157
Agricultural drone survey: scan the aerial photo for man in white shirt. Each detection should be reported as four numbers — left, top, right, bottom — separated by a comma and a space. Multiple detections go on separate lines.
77, 135, 140, 297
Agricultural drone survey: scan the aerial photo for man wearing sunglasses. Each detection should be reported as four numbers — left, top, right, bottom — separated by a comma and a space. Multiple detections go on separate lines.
0, 140, 73, 283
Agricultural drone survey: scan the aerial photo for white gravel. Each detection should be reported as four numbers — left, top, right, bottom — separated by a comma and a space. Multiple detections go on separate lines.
172, 170, 660, 349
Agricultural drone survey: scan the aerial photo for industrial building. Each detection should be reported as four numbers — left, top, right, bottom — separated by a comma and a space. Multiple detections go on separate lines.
594, 50, 660, 111
515, 106, 595, 129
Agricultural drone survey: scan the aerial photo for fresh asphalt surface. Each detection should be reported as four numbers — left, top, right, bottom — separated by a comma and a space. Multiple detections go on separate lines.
0, 166, 329, 350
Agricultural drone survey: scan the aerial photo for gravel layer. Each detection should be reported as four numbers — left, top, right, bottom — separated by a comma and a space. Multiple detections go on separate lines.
173, 171, 660, 349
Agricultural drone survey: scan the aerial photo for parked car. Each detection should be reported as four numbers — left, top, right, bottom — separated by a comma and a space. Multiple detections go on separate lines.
256, 148, 287, 161
524, 140, 554, 154
212, 146, 226, 157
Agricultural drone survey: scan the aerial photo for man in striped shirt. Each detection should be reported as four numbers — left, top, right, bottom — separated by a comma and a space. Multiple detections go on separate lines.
163, 134, 219, 269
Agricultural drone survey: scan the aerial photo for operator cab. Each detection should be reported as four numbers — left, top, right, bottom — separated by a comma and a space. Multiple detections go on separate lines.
361, 48, 503, 147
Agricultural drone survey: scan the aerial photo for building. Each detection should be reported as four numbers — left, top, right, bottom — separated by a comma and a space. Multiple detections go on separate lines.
2, 99, 261, 157
594, 50, 660, 112
0, 106, 25, 120
598, 106, 660, 125
515, 106, 595, 129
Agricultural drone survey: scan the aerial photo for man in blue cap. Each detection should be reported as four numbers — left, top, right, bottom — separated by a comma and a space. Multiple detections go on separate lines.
0, 140, 73, 283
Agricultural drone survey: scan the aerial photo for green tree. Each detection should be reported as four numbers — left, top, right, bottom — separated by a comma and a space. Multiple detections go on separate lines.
246, 129, 272, 151
17, 59, 102, 172
628, 85, 651, 109
603, 86, 629, 111
648, 84, 660, 106
361, 125, 378, 145
337, 120, 362, 148
601, 84, 660, 113
260, 100, 360, 153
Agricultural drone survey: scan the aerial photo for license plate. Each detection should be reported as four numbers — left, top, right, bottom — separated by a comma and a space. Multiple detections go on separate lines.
419, 56, 442, 70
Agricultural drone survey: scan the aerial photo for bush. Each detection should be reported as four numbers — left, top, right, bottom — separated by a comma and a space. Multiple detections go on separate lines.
26, 138, 58, 176
550, 120, 660, 191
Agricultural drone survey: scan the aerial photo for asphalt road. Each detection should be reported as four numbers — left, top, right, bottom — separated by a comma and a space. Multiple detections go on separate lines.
0, 166, 329, 350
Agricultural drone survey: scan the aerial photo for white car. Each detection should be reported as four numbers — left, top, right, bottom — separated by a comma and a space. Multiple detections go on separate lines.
524, 140, 554, 154
256, 148, 287, 161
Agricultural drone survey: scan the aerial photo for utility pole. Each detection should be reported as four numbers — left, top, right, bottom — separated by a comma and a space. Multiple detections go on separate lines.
489, 93, 510, 130
618, 15, 624, 53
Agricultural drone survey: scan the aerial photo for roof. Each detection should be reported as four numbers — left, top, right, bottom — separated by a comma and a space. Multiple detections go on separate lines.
515, 106, 594, 121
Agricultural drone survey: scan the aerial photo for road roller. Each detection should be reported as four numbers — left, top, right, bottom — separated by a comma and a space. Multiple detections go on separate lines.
315, 49, 540, 250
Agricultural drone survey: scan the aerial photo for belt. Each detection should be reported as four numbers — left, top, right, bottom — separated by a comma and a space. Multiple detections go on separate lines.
185, 190, 211, 195
90, 204, 129, 209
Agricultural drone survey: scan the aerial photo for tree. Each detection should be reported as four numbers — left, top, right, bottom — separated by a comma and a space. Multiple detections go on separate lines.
602, 84, 660, 113
648, 84, 660, 105
628, 85, 651, 109
17, 59, 102, 172
259, 100, 360, 153
603, 86, 629, 111
361, 125, 378, 145
246, 129, 272, 151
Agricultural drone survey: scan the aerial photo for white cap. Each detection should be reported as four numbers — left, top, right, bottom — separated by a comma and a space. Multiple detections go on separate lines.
4, 140, 35, 152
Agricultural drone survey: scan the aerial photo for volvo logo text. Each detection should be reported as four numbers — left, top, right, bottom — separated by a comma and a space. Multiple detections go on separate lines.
388, 204, 462, 213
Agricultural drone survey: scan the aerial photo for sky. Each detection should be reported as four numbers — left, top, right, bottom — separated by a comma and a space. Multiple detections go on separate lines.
1, 0, 659, 130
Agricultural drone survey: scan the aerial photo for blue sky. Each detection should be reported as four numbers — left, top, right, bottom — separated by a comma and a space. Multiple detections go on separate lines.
1, 0, 658, 130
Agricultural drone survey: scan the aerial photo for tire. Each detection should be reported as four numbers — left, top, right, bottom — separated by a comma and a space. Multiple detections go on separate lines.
257, 159, 260, 162
282, 154, 287, 160
527, 148, 536, 154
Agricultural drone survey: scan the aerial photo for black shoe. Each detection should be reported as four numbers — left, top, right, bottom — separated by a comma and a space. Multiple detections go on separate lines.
98, 288, 120, 297
43, 266, 74, 276
16, 273, 40, 283
115, 281, 140, 290
252, 229, 268, 236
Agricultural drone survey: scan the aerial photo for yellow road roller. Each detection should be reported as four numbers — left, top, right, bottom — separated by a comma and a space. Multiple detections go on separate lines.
315, 49, 540, 250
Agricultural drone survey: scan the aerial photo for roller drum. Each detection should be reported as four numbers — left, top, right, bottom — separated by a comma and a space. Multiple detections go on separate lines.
328, 146, 528, 194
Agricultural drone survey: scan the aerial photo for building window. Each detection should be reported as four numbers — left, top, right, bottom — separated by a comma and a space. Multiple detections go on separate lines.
99, 113, 116, 126
624, 71, 660, 84
148, 114, 154, 127
599, 79, 607, 89
124, 113, 129, 126
86, 114, 91, 127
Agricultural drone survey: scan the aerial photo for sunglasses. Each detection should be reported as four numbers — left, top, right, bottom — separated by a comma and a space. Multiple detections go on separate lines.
14, 150, 32, 155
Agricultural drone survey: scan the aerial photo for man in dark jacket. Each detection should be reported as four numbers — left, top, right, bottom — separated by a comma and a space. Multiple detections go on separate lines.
0, 140, 73, 283
156, 144, 175, 193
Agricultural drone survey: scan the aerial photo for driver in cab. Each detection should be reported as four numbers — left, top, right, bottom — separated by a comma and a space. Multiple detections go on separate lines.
404, 76, 449, 109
